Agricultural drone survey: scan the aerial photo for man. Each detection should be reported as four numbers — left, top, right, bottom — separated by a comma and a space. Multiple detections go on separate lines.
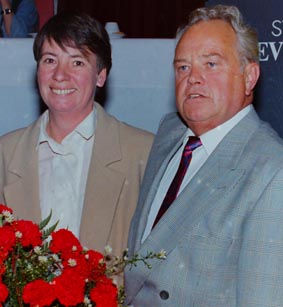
124, 5, 283, 306
0, 12, 153, 258
0, 0, 38, 37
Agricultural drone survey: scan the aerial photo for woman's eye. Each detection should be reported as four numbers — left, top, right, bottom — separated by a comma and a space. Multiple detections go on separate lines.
73, 60, 84, 67
43, 58, 55, 64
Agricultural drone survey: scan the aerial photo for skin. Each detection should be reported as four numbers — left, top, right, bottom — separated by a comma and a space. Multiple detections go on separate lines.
0, 0, 13, 35
174, 19, 260, 136
37, 38, 107, 143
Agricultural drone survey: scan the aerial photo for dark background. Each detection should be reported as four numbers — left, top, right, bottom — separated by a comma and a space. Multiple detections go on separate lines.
57, 0, 206, 38
207, 0, 283, 137
57, 0, 283, 137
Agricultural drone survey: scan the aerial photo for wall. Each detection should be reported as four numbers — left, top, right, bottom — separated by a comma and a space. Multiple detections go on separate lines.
0, 38, 176, 136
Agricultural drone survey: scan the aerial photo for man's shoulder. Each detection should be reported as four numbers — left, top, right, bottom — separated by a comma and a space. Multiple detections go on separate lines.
254, 117, 283, 151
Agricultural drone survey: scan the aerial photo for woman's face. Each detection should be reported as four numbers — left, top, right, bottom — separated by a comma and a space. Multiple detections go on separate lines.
37, 38, 106, 120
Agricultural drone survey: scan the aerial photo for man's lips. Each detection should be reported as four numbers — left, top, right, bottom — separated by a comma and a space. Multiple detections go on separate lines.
188, 93, 202, 99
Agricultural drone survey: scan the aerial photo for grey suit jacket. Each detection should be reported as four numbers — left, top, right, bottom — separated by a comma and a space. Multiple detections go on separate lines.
0, 103, 154, 257
125, 107, 283, 307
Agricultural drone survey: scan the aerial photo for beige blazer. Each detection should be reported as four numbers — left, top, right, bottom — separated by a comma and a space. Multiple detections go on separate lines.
0, 103, 153, 257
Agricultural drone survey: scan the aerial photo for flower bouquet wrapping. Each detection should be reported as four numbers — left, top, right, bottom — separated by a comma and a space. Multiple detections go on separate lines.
0, 205, 166, 307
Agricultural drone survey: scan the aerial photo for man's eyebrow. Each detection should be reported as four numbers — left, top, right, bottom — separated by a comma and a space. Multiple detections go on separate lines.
173, 58, 187, 64
202, 52, 222, 58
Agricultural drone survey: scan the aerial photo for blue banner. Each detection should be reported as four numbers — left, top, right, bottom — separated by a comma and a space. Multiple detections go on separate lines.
207, 0, 283, 137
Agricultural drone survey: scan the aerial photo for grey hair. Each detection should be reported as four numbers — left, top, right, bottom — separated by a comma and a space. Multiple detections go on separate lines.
176, 5, 259, 65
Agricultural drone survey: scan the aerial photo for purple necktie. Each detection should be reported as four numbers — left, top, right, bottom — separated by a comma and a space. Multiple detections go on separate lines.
152, 136, 202, 228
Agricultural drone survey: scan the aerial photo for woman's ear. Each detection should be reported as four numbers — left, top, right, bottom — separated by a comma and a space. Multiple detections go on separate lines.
96, 68, 107, 87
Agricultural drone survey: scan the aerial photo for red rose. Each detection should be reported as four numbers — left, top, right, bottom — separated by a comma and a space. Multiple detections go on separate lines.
90, 276, 118, 307
0, 225, 16, 254
0, 282, 8, 303
53, 268, 85, 306
23, 279, 56, 307
50, 229, 82, 255
60, 252, 91, 280
0, 204, 13, 215
85, 249, 106, 280
11, 220, 42, 247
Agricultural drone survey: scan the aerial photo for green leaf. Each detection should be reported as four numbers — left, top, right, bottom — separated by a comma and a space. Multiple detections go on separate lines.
38, 210, 59, 240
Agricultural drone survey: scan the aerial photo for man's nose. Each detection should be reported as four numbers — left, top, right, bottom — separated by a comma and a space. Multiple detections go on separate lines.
188, 66, 203, 85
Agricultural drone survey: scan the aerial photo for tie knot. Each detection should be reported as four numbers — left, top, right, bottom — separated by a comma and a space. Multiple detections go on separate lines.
185, 136, 202, 152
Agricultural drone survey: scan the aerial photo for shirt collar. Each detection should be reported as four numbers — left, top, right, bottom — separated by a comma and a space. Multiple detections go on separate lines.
184, 105, 253, 155
38, 107, 97, 149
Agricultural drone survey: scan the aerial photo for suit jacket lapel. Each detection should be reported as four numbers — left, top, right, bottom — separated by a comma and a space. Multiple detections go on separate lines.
80, 103, 125, 251
130, 113, 187, 252
3, 120, 41, 221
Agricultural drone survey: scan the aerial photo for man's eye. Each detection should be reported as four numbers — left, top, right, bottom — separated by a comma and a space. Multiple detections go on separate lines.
207, 62, 216, 68
178, 65, 189, 72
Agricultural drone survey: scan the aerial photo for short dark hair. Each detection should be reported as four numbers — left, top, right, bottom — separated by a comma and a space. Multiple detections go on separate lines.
33, 11, 112, 74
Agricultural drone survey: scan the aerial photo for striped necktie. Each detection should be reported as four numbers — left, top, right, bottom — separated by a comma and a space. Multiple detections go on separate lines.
152, 136, 202, 228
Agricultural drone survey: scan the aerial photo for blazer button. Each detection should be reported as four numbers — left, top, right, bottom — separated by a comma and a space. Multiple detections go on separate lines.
160, 290, 169, 300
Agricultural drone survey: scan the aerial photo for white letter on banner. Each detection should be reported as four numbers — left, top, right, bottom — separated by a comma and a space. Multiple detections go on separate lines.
271, 20, 283, 37
269, 42, 283, 61
258, 42, 269, 61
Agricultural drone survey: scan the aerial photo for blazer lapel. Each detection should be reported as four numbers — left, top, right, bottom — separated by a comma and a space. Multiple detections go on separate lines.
80, 103, 125, 251
130, 113, 187, 252
3, 120, 41, 222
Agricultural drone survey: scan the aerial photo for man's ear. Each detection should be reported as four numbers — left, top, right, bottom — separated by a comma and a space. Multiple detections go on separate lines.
244, 62, 260, 96
96, 68, 107, 87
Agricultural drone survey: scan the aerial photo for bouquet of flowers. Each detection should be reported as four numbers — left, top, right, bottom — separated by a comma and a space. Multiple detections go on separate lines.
0, 205, 166, 307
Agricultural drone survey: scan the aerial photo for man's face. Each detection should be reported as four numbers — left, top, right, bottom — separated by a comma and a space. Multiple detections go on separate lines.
37, 38, 106, 120
174, 19, 259, 135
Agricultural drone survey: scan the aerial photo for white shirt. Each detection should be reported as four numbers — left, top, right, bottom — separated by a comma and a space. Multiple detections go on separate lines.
38, 109, 96, 237
142, 105, 252, 242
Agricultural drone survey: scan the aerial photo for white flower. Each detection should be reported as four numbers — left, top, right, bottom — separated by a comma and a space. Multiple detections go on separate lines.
68, 258, 77, 267
52, 254, 60, 262
34, 246, 42, 254
83, 296, 93, 306
104, 245, 113, 255
38, 256, 48, 263
15, 231, 22, 238
84, 297, 91, 304
158, 249, 167, 259
3, 210, 14, 223
72, 245, 78, 251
